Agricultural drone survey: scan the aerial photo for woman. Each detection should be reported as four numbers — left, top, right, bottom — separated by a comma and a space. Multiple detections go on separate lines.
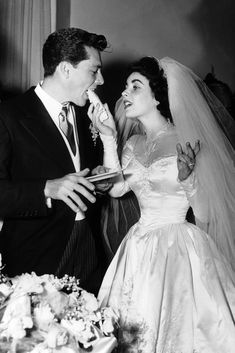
89, 57, 235, 352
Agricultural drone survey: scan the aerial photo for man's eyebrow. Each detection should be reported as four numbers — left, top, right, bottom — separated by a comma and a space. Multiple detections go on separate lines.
91, 64, 102, 69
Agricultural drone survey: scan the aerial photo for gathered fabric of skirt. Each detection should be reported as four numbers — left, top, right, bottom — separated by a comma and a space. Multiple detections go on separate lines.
98, 145, 235, 353
99, 221, 235, 353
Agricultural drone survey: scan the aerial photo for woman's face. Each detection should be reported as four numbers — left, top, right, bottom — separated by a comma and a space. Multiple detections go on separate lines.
122, 72, 157, 119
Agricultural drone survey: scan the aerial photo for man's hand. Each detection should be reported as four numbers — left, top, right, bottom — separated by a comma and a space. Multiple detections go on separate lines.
177, 140, 200, 181
44, 168, 96, 213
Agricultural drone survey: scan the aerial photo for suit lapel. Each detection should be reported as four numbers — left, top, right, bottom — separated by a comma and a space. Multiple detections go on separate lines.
19, 88, 75, 173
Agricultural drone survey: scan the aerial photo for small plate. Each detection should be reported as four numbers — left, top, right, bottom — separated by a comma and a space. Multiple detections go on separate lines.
86, 170, 122, 182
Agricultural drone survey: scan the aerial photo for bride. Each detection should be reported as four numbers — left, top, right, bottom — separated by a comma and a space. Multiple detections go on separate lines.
89, 56, 235, 352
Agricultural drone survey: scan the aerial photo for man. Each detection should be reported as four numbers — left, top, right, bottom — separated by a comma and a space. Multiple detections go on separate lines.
0, 27, 109, 294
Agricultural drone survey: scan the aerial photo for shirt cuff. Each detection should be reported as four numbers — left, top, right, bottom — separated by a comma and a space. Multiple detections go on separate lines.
45, 197, 52, 208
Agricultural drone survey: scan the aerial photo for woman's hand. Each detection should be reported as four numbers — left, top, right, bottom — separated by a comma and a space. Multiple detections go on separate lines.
87, 103, 117, 137
176, 140, 200, 181
91, 165, 113, 194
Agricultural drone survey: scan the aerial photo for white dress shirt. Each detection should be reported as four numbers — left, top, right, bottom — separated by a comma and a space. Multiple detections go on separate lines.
35, 83, 85, 220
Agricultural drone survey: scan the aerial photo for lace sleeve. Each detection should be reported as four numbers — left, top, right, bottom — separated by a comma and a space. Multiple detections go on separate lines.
100, 134, 131, 197
180, 172, 209, 231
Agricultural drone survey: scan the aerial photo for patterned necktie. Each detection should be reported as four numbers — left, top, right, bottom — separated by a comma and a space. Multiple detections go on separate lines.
59, 103, 76, 155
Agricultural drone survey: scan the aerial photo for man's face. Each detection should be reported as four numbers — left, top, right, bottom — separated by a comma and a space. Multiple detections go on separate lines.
67, 46, 104, 106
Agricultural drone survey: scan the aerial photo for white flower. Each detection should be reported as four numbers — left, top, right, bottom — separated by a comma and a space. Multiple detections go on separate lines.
80, 291, 99, 312
7, 317, 27, 339
0, 267, 118, 351
61, 318, 98, 348
22, 315, 34, 329
61, 318, 86, 335
31, 342, 77, 353
99, 306, 119, 335
68, 292, 78, 307
45, 290, 69, 316
102, 306, 119, 320
0, 293, 32, 326
0, 316, 33, 340
11, 273, 44, 295
40, 275, 59, 294
95, 310, 102, 321
79, 324, 98, 348
101, 318, 115, 334
0, 293, 33, 341
45, 323, 69, 348
31, 343, 52, 353
0, 283, 12, 297
86, 311, 100, 323
34, 303, 55, 331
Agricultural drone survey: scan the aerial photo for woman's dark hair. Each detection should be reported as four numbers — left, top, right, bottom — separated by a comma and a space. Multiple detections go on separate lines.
42, 27, 108, 77
127, 57, 173, 123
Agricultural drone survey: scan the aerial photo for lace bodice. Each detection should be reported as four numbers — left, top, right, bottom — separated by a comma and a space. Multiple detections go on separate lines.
101, 127, 207, 229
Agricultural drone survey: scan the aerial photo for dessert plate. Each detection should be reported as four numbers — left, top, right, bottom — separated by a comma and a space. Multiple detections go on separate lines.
86, 170, 122, 182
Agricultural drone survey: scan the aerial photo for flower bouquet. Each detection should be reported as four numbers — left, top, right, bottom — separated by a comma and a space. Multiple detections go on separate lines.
0, 255, 118, 353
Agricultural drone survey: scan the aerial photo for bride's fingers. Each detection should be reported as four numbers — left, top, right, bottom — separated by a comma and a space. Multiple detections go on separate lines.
177, 153, 189, 165
104, 103, 111, 114
103, 103, 113, 120
186, 142, 195, 160
177, 144, 188, 164
178, 152, 195, 167
176, 143, 183, 155
194, 140, 200, 155
177, 142, 197, 169
87, 103, 95, 121
93, 104, 104, 127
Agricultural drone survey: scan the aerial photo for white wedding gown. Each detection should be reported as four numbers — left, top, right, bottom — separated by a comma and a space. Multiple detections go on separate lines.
99, 128, 235, 353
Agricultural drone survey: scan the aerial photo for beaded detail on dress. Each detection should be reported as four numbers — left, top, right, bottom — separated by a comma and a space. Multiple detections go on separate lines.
131, 124, 176, 168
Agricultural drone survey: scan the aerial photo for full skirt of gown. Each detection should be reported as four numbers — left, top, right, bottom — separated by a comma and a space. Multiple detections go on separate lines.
98, 220, 235, 353
98, 152, 235, 353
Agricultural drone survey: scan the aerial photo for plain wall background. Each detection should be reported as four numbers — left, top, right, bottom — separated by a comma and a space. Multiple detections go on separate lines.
69, 0, 235, 109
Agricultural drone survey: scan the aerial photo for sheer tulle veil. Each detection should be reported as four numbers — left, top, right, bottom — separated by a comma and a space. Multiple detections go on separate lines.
157, 57, 235, 269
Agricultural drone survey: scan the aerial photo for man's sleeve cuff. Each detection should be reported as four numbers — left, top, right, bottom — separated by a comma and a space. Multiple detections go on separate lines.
45, 197, 52, 208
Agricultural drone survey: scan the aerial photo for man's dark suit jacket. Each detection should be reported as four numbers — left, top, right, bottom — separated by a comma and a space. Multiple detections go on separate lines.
0, 87, 103, 277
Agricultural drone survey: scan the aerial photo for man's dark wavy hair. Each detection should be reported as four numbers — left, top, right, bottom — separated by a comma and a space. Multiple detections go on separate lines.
127, 57, 173, 123
42, 27, 108, 77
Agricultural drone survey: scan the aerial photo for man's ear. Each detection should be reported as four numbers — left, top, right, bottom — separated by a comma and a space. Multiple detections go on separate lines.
58, 61, 70, 79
